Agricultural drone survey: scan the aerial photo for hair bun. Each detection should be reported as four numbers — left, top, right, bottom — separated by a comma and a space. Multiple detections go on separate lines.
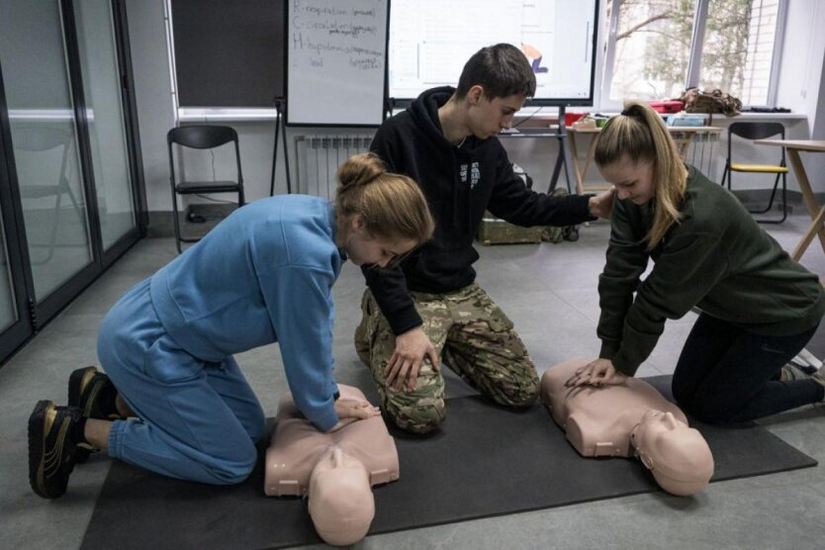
621, 104, 643, 117
337, 152, 386, 189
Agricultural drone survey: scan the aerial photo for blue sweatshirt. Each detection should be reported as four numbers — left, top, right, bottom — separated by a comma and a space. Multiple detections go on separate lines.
149, 195, 343, 431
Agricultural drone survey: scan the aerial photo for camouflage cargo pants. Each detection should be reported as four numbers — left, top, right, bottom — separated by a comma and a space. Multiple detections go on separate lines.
354, 283, 539, 434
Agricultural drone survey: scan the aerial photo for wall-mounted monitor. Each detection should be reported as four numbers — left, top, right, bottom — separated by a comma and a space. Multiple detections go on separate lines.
388, 0, 599, 107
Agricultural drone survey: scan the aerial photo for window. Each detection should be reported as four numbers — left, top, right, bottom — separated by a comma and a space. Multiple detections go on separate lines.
601, 0, 786, 109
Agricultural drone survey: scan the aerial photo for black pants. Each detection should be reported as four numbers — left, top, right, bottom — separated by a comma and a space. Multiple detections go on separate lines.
672, 313, 823, 423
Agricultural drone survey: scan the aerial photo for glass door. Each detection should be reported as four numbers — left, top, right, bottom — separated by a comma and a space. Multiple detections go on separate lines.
0, 0, 145, 366
74, 0, 137, 252
0, 0, 95, 301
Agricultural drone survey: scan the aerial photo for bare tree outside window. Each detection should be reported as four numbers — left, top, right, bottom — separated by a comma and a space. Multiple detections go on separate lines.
606, 0, 781, 106
609, 0, 696, 102
701, 0, 779, 105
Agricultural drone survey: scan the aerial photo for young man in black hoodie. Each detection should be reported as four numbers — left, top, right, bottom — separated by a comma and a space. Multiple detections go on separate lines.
355, 43, 613, 434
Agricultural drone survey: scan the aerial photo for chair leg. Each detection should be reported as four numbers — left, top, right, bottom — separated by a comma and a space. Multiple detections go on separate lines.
171, 189, 182, 254
752, 171, 787, 224
748, 172, 781, 215
721, 165, 730, 190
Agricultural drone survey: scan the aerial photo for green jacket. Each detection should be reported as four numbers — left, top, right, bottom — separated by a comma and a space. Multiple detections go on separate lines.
598, 166, 825, 376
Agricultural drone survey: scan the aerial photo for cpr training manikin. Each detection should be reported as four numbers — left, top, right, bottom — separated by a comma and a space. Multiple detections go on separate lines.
541, 359, 714, 496
265, 385, 399, 546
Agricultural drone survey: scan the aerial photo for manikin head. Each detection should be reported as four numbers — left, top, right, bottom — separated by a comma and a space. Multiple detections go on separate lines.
307, 446, 375, 546
631, 410, 714, 496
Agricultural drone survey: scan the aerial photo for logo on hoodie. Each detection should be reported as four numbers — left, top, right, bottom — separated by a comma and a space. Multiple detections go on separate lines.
460, 161, 480, 189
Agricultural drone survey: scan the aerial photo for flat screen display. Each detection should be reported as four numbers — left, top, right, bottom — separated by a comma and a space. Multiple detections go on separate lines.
388, 0, 599, 106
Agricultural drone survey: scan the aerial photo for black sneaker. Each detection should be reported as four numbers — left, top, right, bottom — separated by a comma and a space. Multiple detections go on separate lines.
68, 366, 122, 463
28, 400, 82, 499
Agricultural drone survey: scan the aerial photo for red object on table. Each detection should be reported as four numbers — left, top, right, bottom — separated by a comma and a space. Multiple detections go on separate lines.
648, 100, 684, 114
565, 112, 587, 126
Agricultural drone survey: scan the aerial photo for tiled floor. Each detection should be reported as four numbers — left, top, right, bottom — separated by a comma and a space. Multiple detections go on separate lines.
1, 214, 824, 549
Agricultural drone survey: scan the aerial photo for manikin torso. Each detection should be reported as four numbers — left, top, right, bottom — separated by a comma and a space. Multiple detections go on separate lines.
541, 359, 714, 496
265, 385, 399, 497
541, 359, 687, 457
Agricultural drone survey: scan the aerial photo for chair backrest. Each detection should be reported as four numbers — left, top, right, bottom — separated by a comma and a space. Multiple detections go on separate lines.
167, 125, 238, 149
13, 125, 72, 152
727, 121, 786, 165
728, 122, 784, 141
167, 125, 243, 187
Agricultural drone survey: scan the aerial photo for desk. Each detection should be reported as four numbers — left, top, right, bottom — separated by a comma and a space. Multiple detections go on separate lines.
567, 126, 723, 195
498, 126, 574, 193
755, 140, 825, 263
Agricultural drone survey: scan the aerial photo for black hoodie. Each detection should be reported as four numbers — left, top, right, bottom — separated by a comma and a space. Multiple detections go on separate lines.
365, 86, 595, 335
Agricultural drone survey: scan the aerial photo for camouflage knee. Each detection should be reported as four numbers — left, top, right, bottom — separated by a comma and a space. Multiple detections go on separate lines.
384, 394, 446, 435
472, 354, 540, 409
376, 367, 446, 435
499, 369, 540, 408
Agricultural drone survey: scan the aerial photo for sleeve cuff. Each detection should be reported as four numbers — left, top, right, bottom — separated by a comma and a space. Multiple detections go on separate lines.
580, 194, 598, 222
387, 305, 424, 336
313, 407, 339, 432
611, 350, 640, 377
599, 340, 620, 360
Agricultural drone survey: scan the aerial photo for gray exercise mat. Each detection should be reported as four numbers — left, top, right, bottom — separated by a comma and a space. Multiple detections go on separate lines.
81, 376, 817, 549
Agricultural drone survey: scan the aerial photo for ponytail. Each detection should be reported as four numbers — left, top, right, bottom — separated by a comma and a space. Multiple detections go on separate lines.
594, 101, 688, 250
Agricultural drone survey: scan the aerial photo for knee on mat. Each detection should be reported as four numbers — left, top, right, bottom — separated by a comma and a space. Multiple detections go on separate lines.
204, 442, 258, 485
246, 414, 267, 444
491, 378, 540, 409
675, 392, 739, 425
388, 399, 446, 435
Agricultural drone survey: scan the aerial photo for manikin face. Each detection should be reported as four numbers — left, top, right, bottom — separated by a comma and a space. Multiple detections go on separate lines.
343, 215, 418, 268
466, 86, 526, 139
633, 410, 684, 454
632, 410, 714, 496
598, 155, 655, 205
308, 446, 375, 546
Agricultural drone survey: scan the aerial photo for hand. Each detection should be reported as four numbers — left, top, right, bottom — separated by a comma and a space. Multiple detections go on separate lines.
588, 187, 615, 219
384, 326, 440, 392
564, 358, 627, 388
327, 398, 381, 432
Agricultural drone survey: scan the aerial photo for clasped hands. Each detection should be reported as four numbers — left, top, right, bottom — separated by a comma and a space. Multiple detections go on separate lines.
328, 398, 381, 432
564, 358, 628, 388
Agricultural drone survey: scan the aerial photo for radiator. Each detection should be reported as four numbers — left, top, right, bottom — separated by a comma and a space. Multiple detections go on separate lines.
295, 135, 373, 199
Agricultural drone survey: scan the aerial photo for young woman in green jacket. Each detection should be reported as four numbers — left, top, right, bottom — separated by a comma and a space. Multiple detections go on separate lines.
566, 101, 825, 423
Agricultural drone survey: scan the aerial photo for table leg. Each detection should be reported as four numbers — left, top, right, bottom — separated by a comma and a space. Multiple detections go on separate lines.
786, 149, 825, 260
568, 132, 584, 195
792, 203, 825, 262
581, 135, 599, 192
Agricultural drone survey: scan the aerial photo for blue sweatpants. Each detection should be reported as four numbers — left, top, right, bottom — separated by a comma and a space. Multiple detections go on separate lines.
97, 279, 266, 485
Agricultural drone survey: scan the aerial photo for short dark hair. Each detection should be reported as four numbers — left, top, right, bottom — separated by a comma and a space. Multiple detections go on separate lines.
455, 43, 536, 100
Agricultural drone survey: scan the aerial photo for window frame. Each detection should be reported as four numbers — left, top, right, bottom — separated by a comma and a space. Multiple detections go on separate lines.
598, 0, 788, 111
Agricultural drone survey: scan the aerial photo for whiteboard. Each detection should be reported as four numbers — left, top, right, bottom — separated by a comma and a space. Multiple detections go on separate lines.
388, 0, 599, 106
287, 0, 388, 126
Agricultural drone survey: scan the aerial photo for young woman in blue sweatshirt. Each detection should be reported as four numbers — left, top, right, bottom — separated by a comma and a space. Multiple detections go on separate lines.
566, 102, 824, 424
28, 153, 435, 499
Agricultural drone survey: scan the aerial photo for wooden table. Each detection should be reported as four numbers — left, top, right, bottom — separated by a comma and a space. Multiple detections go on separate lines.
755, 139, 825, 264
567, 126, 723, 195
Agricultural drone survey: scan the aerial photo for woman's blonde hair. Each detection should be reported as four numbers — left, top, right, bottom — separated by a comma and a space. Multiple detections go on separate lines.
335, 152, 435, 245
594, 101, 688, 249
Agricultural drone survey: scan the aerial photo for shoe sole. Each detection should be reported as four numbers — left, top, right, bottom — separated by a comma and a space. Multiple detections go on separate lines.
28, 400, 59, 498
68, 367, 98, 464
